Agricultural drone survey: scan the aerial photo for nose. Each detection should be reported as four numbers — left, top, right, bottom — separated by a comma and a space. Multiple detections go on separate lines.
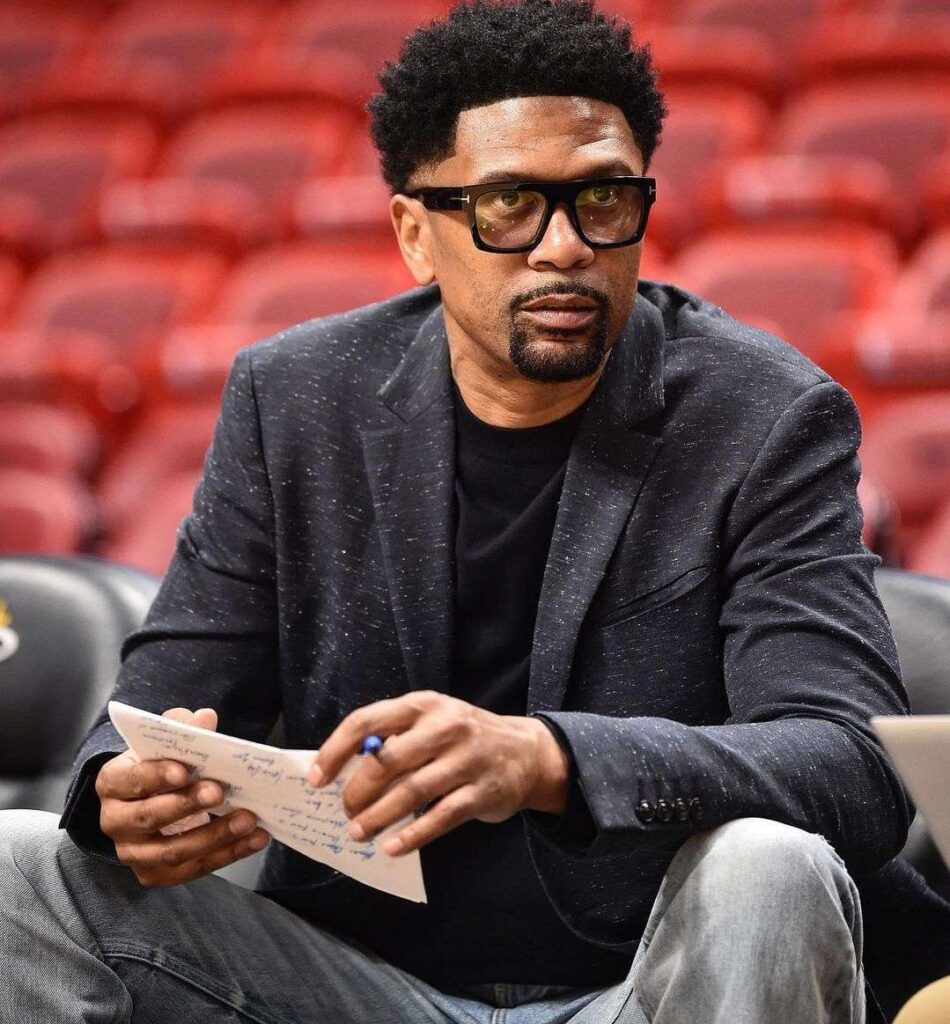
526, 202, 595, 271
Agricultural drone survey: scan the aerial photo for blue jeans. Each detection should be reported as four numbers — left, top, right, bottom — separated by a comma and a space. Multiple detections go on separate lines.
0, 810, 866, 1023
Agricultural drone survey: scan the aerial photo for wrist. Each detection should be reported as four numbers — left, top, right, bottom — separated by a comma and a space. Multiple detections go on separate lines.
524, 717, 569, 815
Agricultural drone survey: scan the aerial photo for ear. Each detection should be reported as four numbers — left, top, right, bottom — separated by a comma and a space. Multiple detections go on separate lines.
390, 194, 436, 286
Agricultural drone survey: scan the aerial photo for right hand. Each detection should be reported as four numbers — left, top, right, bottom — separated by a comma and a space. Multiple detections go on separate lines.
96, 706, 270, 888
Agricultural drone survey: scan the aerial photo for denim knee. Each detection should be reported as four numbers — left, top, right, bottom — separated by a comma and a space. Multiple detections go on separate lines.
0, 808, 62, 860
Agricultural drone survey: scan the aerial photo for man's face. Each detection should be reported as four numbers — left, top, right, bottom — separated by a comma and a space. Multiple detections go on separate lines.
401, 95, 646, 384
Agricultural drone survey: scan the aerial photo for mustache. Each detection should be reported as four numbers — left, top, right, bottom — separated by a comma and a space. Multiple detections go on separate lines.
509, 282, 610, 314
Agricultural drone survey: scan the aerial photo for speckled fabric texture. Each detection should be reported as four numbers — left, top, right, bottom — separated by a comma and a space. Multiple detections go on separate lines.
60, 280, 947, 1011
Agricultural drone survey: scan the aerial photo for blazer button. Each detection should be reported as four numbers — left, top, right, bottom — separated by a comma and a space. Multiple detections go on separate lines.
674, 797, 690, 822
636, 800, 656, 823
656, 798, 674, 823
689, 796, 704, 821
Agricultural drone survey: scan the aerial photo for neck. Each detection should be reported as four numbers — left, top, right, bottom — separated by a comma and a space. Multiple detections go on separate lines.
448, 336, 606, 429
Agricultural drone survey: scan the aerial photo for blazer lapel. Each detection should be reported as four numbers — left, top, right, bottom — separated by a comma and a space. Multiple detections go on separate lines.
528, 295, 667, 714
360, 307, 455, 697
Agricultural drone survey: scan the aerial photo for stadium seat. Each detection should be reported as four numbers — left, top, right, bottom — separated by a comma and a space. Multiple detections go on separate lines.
648, 26, 786, 107
922, 153, 950, 228
699, 155, 908, 243
12, 246, 227, 352
210, 243, 414, 331
776, 80, 950, 236
0, 8, 89, 121
96, 403, 219, 535
859, 393, 950, 535
0, 255, 23, 321
98, 177, 271, 254
292, 175, 394, 245
679, 0, 836, 50
104, 468, 203, 577
155, 324, 275, 401
798, 13, 950, 85
0, 469, 97, 555
155, 104, 355, 229
671, 226, 900, 357
816, 309, 950, 426
908, 502, 950, 580
650, 86, 769, 228
894, 231, 950, 314
0, 114, 159, 255
0, 401, 99, 478
0, 555, 158, 813
858, 476, 899, 564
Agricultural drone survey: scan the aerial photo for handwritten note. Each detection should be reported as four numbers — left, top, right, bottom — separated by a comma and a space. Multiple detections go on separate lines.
108, 701, 427, 903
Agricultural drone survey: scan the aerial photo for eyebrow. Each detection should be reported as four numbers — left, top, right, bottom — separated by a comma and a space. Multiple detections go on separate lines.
468, 159, 638, 186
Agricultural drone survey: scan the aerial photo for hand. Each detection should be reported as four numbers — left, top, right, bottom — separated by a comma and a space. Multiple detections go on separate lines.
95, 706, 270, 888
310, 690, 569, 856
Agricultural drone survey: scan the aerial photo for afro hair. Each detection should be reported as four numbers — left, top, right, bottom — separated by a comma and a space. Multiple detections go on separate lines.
367, 0, 667, 194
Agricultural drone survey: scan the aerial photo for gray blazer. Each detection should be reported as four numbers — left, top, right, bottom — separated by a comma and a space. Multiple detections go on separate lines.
63, 280, 948, 1018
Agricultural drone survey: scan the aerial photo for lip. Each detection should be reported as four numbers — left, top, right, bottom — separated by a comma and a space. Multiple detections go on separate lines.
519, 294, 599, 312
520, 307, 598, 330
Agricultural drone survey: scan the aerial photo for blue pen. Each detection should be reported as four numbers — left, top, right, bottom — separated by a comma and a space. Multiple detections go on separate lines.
360, 734, 384, 757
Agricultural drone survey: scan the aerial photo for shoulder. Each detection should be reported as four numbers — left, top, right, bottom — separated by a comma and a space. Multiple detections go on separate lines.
238, 284, 442, 398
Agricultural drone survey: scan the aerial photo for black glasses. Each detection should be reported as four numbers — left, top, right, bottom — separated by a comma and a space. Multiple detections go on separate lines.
407, 176, 656, 253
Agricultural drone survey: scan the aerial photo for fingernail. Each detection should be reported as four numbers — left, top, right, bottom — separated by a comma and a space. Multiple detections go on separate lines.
383, 836, 403, 855
349, 821, 366, 841
198, 785, 220, 807
310, 766, 324, 786
247, 831, 270, 851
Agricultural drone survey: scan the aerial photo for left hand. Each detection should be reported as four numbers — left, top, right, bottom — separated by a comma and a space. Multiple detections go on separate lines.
309, 690, 569, 856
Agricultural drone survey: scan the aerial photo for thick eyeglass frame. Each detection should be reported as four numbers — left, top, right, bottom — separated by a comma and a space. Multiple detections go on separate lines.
407, 176, 657, 253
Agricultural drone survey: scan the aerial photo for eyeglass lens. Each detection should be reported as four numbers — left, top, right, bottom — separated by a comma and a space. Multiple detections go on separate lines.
473, 183, 645, 249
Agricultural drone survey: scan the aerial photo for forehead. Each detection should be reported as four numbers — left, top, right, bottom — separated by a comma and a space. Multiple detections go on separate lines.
440, 95, 644, 183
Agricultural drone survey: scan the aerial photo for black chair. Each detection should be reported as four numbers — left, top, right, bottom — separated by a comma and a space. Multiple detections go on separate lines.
875, 567, 950, 899
0, 555, 159, 814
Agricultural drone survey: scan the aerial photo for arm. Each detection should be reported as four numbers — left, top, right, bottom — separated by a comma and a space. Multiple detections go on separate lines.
61, 348, 282, 860
529, 381, 911, 873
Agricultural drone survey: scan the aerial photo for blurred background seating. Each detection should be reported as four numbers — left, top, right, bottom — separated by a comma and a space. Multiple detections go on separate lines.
0, 0, 945, 585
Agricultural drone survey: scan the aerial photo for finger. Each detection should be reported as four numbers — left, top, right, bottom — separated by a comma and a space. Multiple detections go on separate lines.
348, 758, 469, 842
102, 778, 226, 836
134, 828, 271, 889
338, 728, 442, 818
162, 706, 218, 732
117, 809, 260, 871
96, 752, 192, 801
312, 692, 439, 785
379, 784, 481, 856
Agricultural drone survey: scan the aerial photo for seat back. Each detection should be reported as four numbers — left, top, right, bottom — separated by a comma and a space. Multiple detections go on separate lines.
875, 567, 950, 898
0, 555, 159, 813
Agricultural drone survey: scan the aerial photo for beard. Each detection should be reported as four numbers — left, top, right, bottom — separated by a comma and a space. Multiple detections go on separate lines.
507, 284, 612, 382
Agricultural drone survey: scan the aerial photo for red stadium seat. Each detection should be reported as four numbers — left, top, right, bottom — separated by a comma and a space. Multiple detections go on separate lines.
650, 87, 769, 226
35, 1, 267, 124
671, 226, 900, 357
699, 155, 908, 243
97, 403, 218, 534
0, 8, 89, 121
922, 153, 950, 227
799, 14, 950, 85
292, 176, 394, 246
857, 475, 899, 563
894, 231, 950, 314
155, 324, 269, 401
13, 247, 227, 351
0, 255, 23, 322
777, 81, 950, 196
859, 393, 950, 529
0, 468, 97, 554
908, 500, 950, 579
816, 309, 950, 426
680, 0, 837, 50
98, 177, 271, 254
648, 26, 786, 107
103, 468, 200, 576
0, 114, 159, 256
210, 243, 414, 331
156, 105, 355, 229
0, 401, 99, 477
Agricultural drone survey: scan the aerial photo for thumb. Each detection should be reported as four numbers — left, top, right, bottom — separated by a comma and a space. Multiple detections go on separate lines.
162, 706, 219, 732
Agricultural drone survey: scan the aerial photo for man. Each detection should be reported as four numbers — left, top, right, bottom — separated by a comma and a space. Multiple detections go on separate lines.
2, 1, 948, 1021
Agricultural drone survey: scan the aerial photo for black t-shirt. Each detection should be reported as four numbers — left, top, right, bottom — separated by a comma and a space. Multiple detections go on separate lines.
303, 383, 631, 990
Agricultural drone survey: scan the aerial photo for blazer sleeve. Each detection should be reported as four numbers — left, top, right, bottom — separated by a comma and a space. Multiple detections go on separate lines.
531, 380, 911, 874
60, 348, 282, 857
